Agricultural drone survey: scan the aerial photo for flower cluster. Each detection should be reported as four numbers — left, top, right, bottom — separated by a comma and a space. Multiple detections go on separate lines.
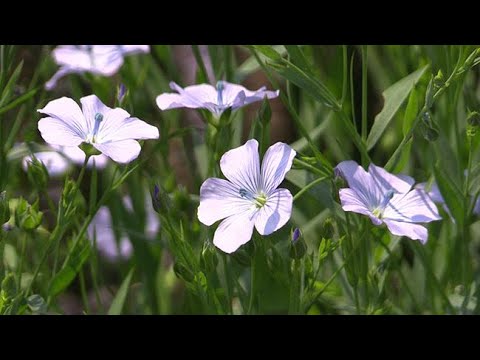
32, 45, 446, 257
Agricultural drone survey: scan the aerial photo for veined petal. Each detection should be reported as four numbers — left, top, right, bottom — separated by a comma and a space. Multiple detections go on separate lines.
383, 219, 428, 244
158, 82, 218, 112
93, 139, 141, 164
198, 178, 253, 226
99, 116, 159, 143
220, 139, 261, 195
416, 182, 444, 204
53, 46, 94, 68
254, 188, 293, 235
368, 163, 414, 194
335, 160, 382, 209
213, 211, 256, 253
89, 45, 124, 75
383, 189, 442, 223
339, 188, 382, 225
38, 118, 85, 146
221, 82, 279, 109
261, 142, 296, 195
156, 93, 193, 110
80, 95, 111, 135
38, 97, 89, 140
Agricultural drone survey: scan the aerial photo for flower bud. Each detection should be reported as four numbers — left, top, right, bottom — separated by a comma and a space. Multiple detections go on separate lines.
200, 240, 218, 272
173, 262, 195, 283
467, 111, 480, 127
323, 218, 335, 239
289, 228, 306, 259
14, 198, 43, 231
433, 69, 444, 88
25, 156, 49, 191
117, 83, 127, 105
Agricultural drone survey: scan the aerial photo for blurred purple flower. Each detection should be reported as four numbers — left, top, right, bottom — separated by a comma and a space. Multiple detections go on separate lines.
416, 181, 480, 217
37, 95, 159, 164
88, 194, 160, 261
198, 139, 296, 253
46, 45, 150, 90
335, 160, 441, 244
156, 81, 279, 118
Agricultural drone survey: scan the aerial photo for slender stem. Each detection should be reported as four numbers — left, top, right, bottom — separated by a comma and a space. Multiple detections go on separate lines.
293, 176, 328, 202
76, 155, 90, 188
16, 232, 28, 290
378, 239, 421, 311
222, 254, 233, 315
247, 255, 256, 315
361, 45, 368, 165
293, 158, 326, 176
78, 269, 90, 314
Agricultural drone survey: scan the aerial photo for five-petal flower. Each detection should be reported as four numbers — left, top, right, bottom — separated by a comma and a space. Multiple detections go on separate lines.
46, 45, 150, 90
37, 95, 159, 164
156, 81, 279, 118
335, 160, 441, 243
198, 139, 296, 253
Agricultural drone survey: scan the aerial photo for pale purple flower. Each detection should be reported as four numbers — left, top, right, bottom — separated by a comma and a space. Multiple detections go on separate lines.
45, 45, 150, 90
335, 160, 441, 244
22, 151, 71, 177
37, 95, 159, 164
198, 139, 296, 253
156, 81, 280, 118
88, 194, 160, 261
416, 181, 480, 216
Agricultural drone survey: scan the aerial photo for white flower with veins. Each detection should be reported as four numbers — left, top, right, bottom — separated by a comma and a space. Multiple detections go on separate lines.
37, 95, 159, 164
198, 139, 296, 253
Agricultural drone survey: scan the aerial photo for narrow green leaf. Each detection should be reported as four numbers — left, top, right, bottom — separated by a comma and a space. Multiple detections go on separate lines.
367, 65, 429, 150
0, 87, 38, 116
284, 45, 311, 71
0, 60, 24, 108
248, 97, 271, 157
249, 45, 282, 61
403, 87, 419, 136
49, 240, 91, 297
434, 165, 464, 228
107, 267, 135, 315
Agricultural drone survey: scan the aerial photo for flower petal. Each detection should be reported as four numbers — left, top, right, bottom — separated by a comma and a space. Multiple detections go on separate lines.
38, 117, 85, 146
383, 219, 428, 244
53, 46, 94, 68
261, 142, 296, 194
45, 67, 78, 90
198, 178, 253, 226
38, 97, 88, 140
88, 206, 119, 260
80, 95, 111, 135
220, 139, 261, 195
93, 139, 141, 164
99, 115, 159, 143
368, 163, 414, 194
384, 189, 442, 223
254, 188, 293, 235
213, 211, 255, 253
335, 160, 382, 209
120, 45, 150, 54
220, 82, 279, 109
339, 188, 382, 225
156, 82, 218, 112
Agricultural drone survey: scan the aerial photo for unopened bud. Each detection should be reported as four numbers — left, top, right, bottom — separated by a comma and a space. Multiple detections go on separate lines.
289, 228, 306, 259
173, 262, 195, 283
467, 111, 480, 127
14, 198, 43, 231
200, 240, 218, 272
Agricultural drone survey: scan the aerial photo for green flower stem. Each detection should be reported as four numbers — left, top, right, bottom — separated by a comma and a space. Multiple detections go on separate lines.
293, 175, 328, 202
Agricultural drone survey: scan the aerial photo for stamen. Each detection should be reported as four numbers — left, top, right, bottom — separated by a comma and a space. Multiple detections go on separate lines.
216, 81, 225, 106
372, 189, 395, 218
89, 112, 104, 143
